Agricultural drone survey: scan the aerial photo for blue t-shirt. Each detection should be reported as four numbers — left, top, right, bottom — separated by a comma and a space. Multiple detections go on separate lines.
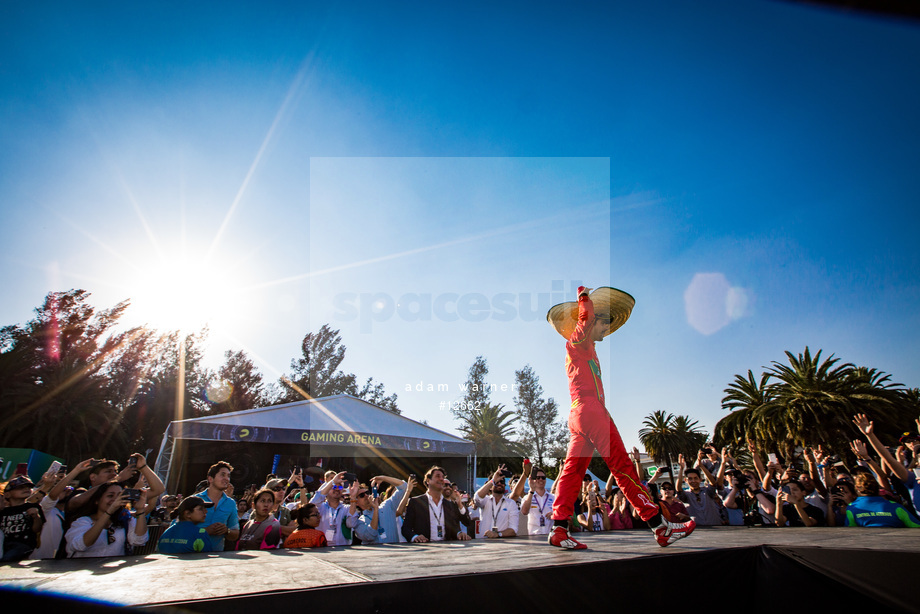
376, 482, 406, 544
845, 496, 920, 527
158, 521, 214, 554
194, 490, 240, 550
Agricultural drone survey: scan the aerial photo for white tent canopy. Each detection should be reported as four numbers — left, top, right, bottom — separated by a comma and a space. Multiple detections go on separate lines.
154, 394, 475, 488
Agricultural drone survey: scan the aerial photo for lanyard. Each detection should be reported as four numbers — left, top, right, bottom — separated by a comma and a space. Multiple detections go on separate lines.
327, 504, 341, 530
534, 493, 549, 515
428, 495, 444, 526
491, 496, 505, 527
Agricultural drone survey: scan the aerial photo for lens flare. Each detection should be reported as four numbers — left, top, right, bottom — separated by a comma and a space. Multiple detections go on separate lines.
205, 379, 233, 404
684, 273, 750, 335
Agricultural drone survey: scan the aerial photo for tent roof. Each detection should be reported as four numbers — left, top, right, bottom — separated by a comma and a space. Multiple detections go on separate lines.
165, 394, 474, 455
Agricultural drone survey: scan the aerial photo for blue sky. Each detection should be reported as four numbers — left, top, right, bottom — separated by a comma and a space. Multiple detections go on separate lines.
2, 1, 919, 454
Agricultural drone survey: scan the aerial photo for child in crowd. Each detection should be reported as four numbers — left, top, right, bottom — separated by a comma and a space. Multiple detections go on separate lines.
157, 496, 215, 554
1, 476, 44, 561
237, 488, 282, 550
283, 503, 328, 548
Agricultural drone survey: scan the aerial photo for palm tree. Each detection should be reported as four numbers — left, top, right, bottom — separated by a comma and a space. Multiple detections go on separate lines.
457, 402, 526, 475
672, 414, 709, 461
758, 348, 903, 462
714, 370, 772, 451
639, 411, 678, 485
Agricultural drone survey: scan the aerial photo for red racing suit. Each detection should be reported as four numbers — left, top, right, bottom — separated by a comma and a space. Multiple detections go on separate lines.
551, 288, 661, 524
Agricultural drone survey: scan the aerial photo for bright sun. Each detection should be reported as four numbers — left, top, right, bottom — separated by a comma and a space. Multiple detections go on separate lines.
129, 253, 236, 334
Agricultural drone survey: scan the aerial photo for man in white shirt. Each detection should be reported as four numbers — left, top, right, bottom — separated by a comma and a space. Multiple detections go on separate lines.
310, 470, 354, 546
521, 467, 554, 535
474, 467, 520, 539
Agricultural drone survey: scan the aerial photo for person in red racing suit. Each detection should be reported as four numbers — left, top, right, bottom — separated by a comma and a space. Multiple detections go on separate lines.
548, 286, 696, 549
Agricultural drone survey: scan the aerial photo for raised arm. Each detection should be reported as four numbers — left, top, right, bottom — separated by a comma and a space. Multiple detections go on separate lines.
509, 461, 531, 502
853, 414, 909, 482
850, 439, 891, 492
477, 466, 504, 499
747, 439, 767, 482
320, 472, 346, 496
371, 475, 406, 489
697, 451, 718, 488
395, 475, 417, 518
521, 490, 534, 515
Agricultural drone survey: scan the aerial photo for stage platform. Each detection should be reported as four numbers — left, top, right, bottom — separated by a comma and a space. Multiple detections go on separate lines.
1, 527, 918, 612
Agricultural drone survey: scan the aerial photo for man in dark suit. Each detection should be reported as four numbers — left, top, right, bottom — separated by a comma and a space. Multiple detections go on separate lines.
402, 466, 473, 542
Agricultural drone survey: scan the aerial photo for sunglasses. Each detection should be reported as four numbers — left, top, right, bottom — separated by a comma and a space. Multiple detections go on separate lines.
356, 492, 369, 499
533, 476, 547, 480
271, 486, 285, 492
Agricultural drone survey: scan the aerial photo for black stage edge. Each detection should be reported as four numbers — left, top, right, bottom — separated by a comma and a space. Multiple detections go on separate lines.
138, 546, 916, 614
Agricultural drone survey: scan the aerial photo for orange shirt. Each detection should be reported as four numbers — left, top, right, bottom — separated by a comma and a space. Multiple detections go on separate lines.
283, 528, 328, 549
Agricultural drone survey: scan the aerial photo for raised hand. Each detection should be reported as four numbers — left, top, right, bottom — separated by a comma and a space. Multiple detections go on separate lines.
852, 414, 874, 436
850, 439, 869, 460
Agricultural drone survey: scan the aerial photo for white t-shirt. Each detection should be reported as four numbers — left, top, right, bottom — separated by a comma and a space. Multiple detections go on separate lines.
65, 515, 147, 558
525, 491, 555, 535
473, 494, 519, 538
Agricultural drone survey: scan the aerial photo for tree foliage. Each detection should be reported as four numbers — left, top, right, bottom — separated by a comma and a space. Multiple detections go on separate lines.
0, 295, 405, 466
210, 349, 269, 414
0, 290, 133, 460
715, 347, 916, 464
512, 364, 566, 467
457, 402, 526, 475
121, 331, 212, 454
277, 324, 399, 413
639, 410, 707, 485
453, 355, 490, 423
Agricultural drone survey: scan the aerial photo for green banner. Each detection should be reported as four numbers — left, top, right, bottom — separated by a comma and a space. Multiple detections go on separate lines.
0, 448, 65, 482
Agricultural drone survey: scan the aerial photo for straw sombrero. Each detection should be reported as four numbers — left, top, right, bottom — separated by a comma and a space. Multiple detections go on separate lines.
546, 286, 635, 340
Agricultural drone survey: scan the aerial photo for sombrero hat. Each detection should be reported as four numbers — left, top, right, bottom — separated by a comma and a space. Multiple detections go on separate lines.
546, 286, 635, 340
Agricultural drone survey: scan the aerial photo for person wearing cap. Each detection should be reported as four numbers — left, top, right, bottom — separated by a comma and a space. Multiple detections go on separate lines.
157, 496, 215, 554
545, 285, 695, 549
0, 476, 44, 561
265, 477, 297, 537
152, 495, 180, 524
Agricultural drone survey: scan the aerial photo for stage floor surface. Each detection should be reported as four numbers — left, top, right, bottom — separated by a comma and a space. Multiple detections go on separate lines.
1, 527, 917, 608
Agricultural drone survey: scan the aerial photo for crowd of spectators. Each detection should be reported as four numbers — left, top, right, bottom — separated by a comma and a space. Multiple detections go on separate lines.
2, 413, 918, 561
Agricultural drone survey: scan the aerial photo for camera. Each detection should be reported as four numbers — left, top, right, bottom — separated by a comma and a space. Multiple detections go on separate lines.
124, 488, 142, 502
727, 469, 750, 490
